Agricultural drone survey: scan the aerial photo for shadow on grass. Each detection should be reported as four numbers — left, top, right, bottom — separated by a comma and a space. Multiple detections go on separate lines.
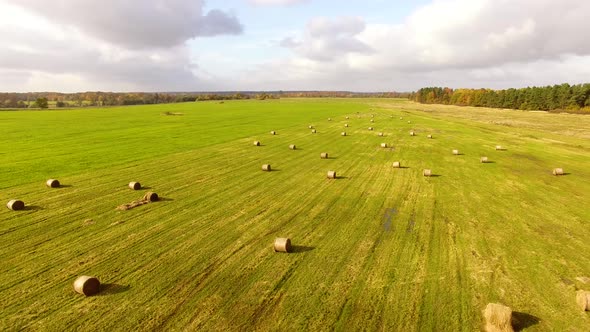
512, 311, 540, 331
427, 174, 442, 178
158, 197, 174, 202
483, 161, 496, 164
57, 184, 73, 188
291, 246, 315, 253
99, 283, 130, 296
24, 205, 44, 211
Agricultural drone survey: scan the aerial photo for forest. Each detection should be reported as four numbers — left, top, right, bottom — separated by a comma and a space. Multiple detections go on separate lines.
411, 83, 590, 113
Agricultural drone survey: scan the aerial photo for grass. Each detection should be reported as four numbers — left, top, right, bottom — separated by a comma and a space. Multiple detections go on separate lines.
0, 98, 589, 331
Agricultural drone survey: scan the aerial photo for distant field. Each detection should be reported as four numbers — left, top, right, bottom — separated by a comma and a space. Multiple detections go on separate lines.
1, 98, 589, 331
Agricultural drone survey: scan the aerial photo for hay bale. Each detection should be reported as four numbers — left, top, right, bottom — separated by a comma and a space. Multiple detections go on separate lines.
311, 129, 317, 133
392, 161, 401, 168
410, 131, 415, 136
453, 149, 460, 155
328, 118, 332, 121
341, 132, 347, 136
274, 238, 291, 253
496, 145, 504, 150
46, 179, 60, 188
7, 200, 25, 211
270, 131, 276, 135
553, 168, 564, 176
327, 170, 337, 179
262, 164, 272, 172
576, 290, 590, 311
321, 152, 329, 159
423, 169, 432, 177
481, 157, 489, 163
368, 127, 374, 131
344, 124, 349, 127
407, 120, 411, 123
483, 303, 513, 332
128, 182, 141, 190
378, 132, 384, 136
308, 125, 313, 129
346, 116, 349, 119
143, 192, 159, 202
254, 141, 261, 146
73, 276, 101, 296
289, 144, 296, 150
427, 134, 432, 139
380, 143, 388, 148
400, 117, 403, 120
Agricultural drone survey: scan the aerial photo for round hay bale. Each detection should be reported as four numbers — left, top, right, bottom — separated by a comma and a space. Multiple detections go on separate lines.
453, 149, 460, 155
427, 134, 432, 139
380, 143, 388, 148
128, 182, 141, 190
400, 117, 403, 120
410, 131, 415, 136
273, 238, 291, 253
311, 129, 317, 133
346, 116, 349, 119
7, 200, 25, 211
483, 303, 513, 332
73, 276, 101, 296
481, 157, 489, 163
254, 141, 261, 146
143, 192, 159, 202
370, 119, 374, 123
423, 169, 432, 177
289, 144, 296, 150
371, 114, 374, 118
368, 127, 374, 131
327, 170, 337, 179
553, 168, 564, 176
320, 152, 329, 159
270, 131, 276, 135
576, 290, 590, 311
46, 179, 60, 188
407, 121, 411, 123
308, 125, 313, 129
341, 132, 347, 136
378, 132, 384, 136
328, 118, 332, 121
344, 124, 349, 127
392, 161, 401, 168
262, 164, 272, 172
496, 145, 503, 150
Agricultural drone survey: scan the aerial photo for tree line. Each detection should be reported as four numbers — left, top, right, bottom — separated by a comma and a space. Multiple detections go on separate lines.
411, 83, 590, 113
0, 91, 410, 109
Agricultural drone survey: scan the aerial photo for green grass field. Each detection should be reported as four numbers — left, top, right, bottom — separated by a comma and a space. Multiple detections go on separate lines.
1, 99, 589, 331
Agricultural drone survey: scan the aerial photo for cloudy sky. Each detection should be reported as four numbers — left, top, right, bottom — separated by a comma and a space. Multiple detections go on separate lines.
1, 0, 589, 92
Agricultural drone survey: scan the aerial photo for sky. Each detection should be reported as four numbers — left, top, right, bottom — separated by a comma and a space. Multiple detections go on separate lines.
1, 0, 590, 92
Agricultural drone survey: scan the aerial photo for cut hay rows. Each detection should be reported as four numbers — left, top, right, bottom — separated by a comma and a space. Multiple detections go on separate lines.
117, 192, 159, 210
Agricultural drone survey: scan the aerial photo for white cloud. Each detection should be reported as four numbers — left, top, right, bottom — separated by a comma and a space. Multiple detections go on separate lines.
248, 0, 308, 6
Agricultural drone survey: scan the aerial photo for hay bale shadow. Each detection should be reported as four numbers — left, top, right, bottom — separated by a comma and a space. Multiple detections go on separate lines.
512, 311, 540, 331
398, 166, 410, 169
58, 184, 73, 188
562, 173, 572, 176
141, 186, 152, 190
24, 205, 44, 211
98, 283, 130, 296
158, 197, 174, 202
291, 245, 315, 253
428, 174, 442, 177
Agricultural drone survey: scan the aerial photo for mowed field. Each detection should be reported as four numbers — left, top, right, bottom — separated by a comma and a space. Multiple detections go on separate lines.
0, 98, 589, 331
